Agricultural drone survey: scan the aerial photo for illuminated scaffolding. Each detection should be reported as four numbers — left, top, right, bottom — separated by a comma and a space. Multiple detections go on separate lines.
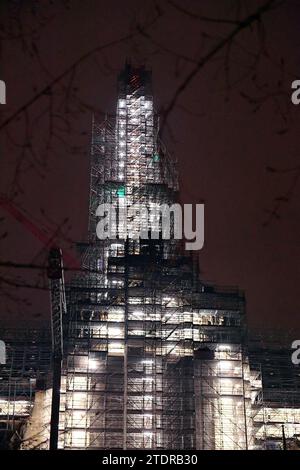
0, 328, 51, 449
249, 329, 300, 449
1, 66, 299, 451
59, 64, 251, 450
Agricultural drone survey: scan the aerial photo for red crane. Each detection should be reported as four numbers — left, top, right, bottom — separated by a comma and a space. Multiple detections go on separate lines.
0, 195, 80, 270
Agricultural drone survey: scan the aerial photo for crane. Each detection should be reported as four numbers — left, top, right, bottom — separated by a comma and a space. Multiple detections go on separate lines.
0, 195, 80, 269
47, 246, 67, 450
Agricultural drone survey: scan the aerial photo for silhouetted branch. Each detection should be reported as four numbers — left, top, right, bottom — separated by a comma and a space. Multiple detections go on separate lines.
160, 0, 284, 131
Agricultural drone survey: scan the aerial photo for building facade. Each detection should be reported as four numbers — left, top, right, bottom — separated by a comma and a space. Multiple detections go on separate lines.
1, 66, 299, 451
58, 64, 252, 450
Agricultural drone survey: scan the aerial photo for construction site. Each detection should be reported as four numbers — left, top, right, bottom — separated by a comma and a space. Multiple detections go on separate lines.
0, 64, 300, 451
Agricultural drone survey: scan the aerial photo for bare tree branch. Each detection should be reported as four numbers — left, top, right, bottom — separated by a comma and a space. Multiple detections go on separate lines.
160, 0, 284, 131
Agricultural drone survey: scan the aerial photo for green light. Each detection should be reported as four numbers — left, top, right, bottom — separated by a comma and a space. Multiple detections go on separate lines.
116, 186, 126, 197
153, 153, 160, 162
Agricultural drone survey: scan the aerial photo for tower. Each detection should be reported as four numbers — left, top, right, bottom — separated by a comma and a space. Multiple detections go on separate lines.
59, 64, 252, 450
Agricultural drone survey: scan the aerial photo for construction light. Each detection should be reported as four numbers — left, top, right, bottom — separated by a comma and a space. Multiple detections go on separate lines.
88, 358, 98, 370
116, 186, 126, 197
219, 361, 232, 371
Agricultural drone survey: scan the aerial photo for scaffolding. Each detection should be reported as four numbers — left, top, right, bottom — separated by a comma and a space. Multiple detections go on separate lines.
57, 64, 251, 450
0, 328, 51, 448
248, 329, 300, 449
1, 65, 299, 451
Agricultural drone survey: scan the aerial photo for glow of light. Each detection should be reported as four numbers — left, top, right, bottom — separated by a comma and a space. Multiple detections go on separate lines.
110, 243, 123, 249
219, 361, 231, 371
71, 430, 86, 447
109, 342, 124, 354
221, 397, 233, 404
108, 326, 123, 337
133, 310, 143, 316
118, 99, 126, 108
88, 358, 98, 370
217, 345, 231, 352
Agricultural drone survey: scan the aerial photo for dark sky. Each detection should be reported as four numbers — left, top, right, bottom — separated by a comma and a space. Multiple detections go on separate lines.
0, 0, 300, 330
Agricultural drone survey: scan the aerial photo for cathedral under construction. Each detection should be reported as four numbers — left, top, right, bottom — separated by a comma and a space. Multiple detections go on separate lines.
0, 65, 299, 451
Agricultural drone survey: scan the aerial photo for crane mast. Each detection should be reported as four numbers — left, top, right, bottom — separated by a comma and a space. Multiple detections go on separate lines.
47, 247, 66, 450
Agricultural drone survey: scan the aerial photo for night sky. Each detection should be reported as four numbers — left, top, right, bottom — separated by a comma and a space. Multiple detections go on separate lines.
0, 0, 300, 330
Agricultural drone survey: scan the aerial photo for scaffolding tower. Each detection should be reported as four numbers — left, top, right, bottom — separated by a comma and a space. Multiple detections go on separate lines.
249, 329, 300, 449
0, 328, 51, 449
57, 64, 251, 450
1, 66, 300, 450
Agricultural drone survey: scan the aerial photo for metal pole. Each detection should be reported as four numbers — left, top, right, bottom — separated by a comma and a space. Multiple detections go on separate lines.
241, 348, 249, 450
123, 238, 129, 450
282, 424, 287, 450
47, 247, 65, 450
49, 355, 62, 450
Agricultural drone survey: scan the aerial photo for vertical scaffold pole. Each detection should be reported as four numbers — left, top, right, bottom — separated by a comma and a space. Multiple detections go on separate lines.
47, 247, 66, 450
123, 238, 129, 450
